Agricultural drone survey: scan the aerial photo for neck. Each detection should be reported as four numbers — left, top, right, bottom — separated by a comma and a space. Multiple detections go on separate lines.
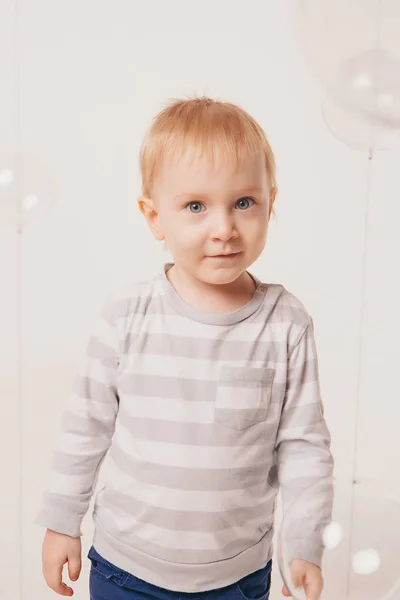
166, 264, 256, 314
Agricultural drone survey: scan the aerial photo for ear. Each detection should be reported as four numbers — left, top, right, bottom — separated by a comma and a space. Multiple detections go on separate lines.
137, 195, 165, 241
268, 187, 277, 219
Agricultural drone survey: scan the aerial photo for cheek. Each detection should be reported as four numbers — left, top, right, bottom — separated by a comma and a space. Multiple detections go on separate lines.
170, 229, 200, 252
177, 223, 204, 243
251, 214, 269, 234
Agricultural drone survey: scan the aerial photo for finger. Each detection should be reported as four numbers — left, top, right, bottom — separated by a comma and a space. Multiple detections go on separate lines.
59, 582, 74, 596
282, 584, 291, 597
305, 578, 323, 600
291, 572, 304, 590
68, 554, 81, 582
43, 564, 74, 596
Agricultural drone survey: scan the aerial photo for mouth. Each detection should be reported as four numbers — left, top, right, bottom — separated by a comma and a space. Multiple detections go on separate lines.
210, 252, 241, 259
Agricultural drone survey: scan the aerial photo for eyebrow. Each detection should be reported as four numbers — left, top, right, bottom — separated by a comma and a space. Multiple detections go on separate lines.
174, 187, 264, 201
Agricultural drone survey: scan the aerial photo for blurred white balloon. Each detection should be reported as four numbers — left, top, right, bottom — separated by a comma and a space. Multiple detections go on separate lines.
352, 549, 381, 575
0, 152, 59, 233
321, 49, 400, 151
297, 0, 400, 87
296, 0, 400, 152
277, 477, 400, 600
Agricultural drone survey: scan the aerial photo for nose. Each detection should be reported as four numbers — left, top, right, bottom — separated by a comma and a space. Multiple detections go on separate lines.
209, 211, 238, 241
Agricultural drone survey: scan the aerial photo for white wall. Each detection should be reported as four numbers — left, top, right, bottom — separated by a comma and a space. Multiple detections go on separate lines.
1, 1, 399, 599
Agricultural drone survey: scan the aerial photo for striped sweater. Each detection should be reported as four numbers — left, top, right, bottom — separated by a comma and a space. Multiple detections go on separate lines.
35, 261, 334, 593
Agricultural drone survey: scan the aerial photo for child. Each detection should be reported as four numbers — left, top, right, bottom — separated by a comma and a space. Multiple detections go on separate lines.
35, 96, 334, 600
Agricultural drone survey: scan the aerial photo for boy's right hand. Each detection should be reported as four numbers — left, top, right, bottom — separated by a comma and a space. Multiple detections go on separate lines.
41, 529, 82, 596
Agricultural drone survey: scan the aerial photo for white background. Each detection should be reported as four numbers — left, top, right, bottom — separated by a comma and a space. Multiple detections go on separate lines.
1, 1, 399, 598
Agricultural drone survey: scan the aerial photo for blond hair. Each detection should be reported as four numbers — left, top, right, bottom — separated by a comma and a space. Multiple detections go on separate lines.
139, 95, 277, 252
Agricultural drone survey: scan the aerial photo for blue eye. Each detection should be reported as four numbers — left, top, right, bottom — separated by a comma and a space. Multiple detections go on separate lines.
186, 202, 203, 214
186, 197, 255, 213
236, 197, 254, 210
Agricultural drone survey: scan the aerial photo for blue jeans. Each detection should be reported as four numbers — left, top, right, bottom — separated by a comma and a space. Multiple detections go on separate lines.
88, 545, 272, 600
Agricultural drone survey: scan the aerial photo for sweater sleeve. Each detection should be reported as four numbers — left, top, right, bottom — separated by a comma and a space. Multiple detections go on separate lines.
275, 317, 334, 567
34, 294, 120, 537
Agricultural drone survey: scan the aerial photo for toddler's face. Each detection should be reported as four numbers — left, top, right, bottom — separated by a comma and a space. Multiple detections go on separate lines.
140, 148, 275, 286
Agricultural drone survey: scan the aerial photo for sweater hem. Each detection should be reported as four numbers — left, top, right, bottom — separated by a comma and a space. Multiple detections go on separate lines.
91, 515, 274, 593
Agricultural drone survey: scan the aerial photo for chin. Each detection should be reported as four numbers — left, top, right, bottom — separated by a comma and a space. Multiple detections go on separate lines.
203, 266, 246, 283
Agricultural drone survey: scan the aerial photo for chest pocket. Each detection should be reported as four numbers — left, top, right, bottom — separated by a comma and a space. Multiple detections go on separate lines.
214, 365, 275, 430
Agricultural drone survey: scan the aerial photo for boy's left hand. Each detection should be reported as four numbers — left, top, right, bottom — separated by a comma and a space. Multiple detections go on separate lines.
281, 559, 323, 600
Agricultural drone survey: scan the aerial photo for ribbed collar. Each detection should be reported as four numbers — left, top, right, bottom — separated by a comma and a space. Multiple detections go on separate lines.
159, 262, 267, 326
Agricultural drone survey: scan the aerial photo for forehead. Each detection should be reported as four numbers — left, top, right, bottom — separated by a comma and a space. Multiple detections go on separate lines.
156, 147, 267, 196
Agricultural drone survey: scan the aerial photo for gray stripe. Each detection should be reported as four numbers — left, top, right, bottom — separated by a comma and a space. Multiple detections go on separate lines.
86, 337, 116, 369
117, 405, 279, 445
109, 440, 275, 491
60, 407, 116, 437
53, 449, 105, 476
73, 374, 118, 403
93, 507, 274, 563
117, 370, 285, 403
99, 485, 276, 533
279, 402, 323, 430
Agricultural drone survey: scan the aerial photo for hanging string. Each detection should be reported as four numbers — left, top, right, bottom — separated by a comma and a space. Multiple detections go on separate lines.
14, 0, 23, 598
345, 1, 382, 598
